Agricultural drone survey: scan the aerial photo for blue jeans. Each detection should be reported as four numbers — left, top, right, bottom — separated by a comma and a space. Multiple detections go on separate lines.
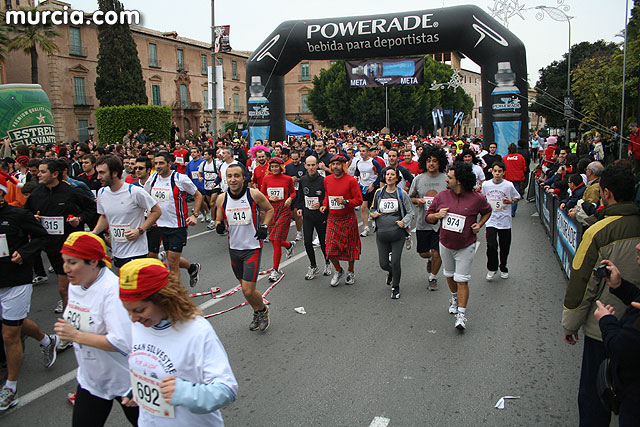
578, 336, 611, 427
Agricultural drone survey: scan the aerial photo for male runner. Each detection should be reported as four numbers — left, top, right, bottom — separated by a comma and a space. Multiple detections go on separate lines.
250, 148, 269, 190
215, 164, 274, 331
353, 145, 382, 237
173, 141, 188, 174
185, 146, 209, 222
284, 150, 305, 241
320, 155, 363, 286
199, 148, 220, 229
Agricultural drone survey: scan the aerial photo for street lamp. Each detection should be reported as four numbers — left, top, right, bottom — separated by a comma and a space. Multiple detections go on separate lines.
87, 124, 95, 140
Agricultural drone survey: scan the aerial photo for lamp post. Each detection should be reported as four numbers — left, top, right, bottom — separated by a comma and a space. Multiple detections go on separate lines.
619, 0, 629, 160
87, 124, 95, 142
210, 0, 218, 140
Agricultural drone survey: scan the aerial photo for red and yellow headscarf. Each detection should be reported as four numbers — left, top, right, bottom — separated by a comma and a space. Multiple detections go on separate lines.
61, 232, 112, 268
119, 258, 169, 302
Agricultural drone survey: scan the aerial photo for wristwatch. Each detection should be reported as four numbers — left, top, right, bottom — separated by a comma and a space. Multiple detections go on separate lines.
343, 199, 350, 205
138, 227, 144, 235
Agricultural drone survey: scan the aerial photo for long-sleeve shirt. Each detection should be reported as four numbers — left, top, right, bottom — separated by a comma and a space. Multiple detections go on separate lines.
322, 173, 363, 216
261, 173, 295, 204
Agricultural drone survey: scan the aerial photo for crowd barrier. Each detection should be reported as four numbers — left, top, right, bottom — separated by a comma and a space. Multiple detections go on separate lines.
533, 181, 585, 279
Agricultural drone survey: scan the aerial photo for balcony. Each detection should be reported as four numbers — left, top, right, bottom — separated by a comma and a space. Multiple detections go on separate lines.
172, 100, 202, 110
74, 96, 94, 106
70, 45, 88, 57
149, 59, 162, 69
177, 63, 189, 72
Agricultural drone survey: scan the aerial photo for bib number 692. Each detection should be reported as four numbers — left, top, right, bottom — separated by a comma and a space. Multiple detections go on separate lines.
137, 382, 160, 406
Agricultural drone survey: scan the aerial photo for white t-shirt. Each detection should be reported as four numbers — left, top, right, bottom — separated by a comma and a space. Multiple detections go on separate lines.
144, 172, 198, 228
481, 179, 520, 229
218, 161, 239, 192
356, 158, 378, 187
129, 316, 238, 426
97, 184, 158, 258
199, 160, 219, 191
472, 164, 485, 187
65, 268, 132, 400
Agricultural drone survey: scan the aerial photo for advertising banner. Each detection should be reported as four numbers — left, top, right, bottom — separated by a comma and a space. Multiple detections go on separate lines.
214, 25, 231, 53
0, 84, 56, 146
345, 57, 424, 87
555, 207, 582, 279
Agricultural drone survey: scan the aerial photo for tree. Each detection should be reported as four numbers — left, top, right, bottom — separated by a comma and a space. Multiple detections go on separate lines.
7, 8, 60, 84
628, 0, 640, 122
307, 58, 473, 133
0, 13, 9, 63
95, 0, 147, 106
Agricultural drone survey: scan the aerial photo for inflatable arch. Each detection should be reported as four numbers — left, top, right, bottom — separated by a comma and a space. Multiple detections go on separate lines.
246, 4, 527, 155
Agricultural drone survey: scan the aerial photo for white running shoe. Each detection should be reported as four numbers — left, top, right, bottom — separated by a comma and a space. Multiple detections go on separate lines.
500, 271, 509, 279
360, 226, 370, 237
405, 236, 412, 250
448, 297, 458, 314
455, 312, 467, 330
295, 231, 303, 241
207, 220, 215, 230
53, 300, 64, 314
268, 269, 282, 282
285, 241, 296, 258
312, 236, 321, 247
305, 266, 320, 280
345, 271, 355, 285
205, 211, 211, 222
486, 271, 497, 281
32, 275, 48, 285
330, 269, 344, 287
41, 334, 59, 368
158, 250, 167, 263
323, 262, 332, 276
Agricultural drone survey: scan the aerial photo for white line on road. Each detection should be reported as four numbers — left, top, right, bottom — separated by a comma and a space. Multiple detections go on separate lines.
14, 368, 78, 409
369, 416, 391, 427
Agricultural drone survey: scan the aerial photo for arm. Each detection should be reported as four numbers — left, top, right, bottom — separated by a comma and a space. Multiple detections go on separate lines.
348, 178, 363, 207
53, 319, 120, 352
140, 204, 162, 231
92, 214, 110, 235
15, 209, 48, 261
170, 378, 236, 413
400, 190, 415, 226
214, 195, 225, 228
599, 312, 640, 368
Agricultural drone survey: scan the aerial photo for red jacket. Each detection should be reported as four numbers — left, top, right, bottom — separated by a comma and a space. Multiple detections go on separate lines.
629, 130, 640, 160
503, 153, 526, 182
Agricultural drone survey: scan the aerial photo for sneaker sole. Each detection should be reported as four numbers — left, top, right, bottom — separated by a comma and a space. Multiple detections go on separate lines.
456, 324, 466, 331
44, 335, 59, 368
0, 397, 19, 411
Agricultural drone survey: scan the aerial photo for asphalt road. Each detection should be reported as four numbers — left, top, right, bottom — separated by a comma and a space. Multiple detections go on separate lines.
1, 199, 598, 426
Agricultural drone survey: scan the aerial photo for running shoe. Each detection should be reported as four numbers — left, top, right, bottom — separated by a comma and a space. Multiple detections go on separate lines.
426, 258, 432, 274
41, 334, 59, 368
330, 269, 344, 287
312, 236, 321, 247
360, 226, 370, 237
428, 278, 438, 291
305, 266, 320, 280
0, 386, 18, 411
295, 231, 303, 241
54, 300, 64, 314
258, 306, 270, 331
207, 220, 215, 230
448, 296, 458, 314
386, 271, 393, 286
345, 271, 355, 285
158, 250, 167, 263
67, 392, 76, 406
405, 236, 412, 250
455, 312, 467, 330
32, 275, 48, 285
205, 211, 211, 222
391, 287, 400, 299
48, 266, 55, 273
285, 241, 296, 258
56, 339, 73, 351
323, 262, 332, 276
268, 269, 282, 282
486, 271, 497, 281
500, 271, 509, 279
189, 263, 201, 288
249, 311, 260, 331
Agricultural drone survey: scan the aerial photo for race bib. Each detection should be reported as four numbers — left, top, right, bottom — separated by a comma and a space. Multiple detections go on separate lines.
130, 370, 175, 418
0, 234, 9, 258
63, 302, 91, 332
191, 171, 199, 180
110, 224, 130, 243
423, 197, 434, 210
304, 196, 319, 210
490, 199, 506, 211
441, 213, 466, 233
379, 198, 398, 214
204, 172, 217, 181
328, 196, 344, 210
152, 187, 172, 203
267, 187, 284, 200
41, 216, 64, 235
227, 206, 251, 226
294, 181, 299, 190
175, 157, 184, 165
360, 172, 371, 181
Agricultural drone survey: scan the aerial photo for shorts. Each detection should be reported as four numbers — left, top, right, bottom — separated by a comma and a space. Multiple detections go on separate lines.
112, 254, 147, 268
439, 241, 478, 283
44, 246, 65, 275
0, 284, 33, 323
229, 248, 261, 283
158, 227, 188, 253
416, 229, 440, 254
147, 227, 161, 254
362, 190, 375, 204
204, 188, 221, 197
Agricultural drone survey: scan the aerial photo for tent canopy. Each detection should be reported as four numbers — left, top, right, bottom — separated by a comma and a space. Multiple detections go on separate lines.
241, 120, 310, 138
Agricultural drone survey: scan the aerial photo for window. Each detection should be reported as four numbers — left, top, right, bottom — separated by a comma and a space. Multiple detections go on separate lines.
73, 77, 86, 105
69, 27, 82, 56
233, 93, 240, 112
177, 49, 184, 70
149, 43, 158, 67
201, 54, 207, 75
179, 84, 188, 108
300, 63, 310, 81
5, 0, 12, 10
78, 120, 89, 142
232, 60, 238, 80
152, 85, 161, 106
301, 94, 309, 113
204, 89, 209, 110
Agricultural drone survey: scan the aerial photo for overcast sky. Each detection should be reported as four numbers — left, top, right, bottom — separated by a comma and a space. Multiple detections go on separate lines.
64, 0, 632, 85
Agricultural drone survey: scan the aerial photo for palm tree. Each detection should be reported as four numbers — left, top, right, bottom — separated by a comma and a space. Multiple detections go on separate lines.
0, 13, 9, 63
8, 8, 60, 84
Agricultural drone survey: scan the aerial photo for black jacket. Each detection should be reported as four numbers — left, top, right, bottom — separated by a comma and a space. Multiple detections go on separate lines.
0, 202, 48, 288
294, 173, 327, 221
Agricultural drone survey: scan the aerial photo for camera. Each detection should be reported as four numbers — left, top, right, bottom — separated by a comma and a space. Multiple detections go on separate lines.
593, 264, 611, 280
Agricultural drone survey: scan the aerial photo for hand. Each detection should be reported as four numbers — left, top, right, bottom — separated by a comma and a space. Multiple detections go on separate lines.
502, 197, 512, 205
311, 201, 320, 210
471, 223, 481, 234
367, 185, 374, 193
215, 222, 226, 235
124, 229, 140, 241
186, 214, 197, 226
11, 251, 23, 264
370, 211, 381, 219
296, 209, 302, 217
593, 300, 615, 321
160, 376, 176, 404
415, 198, 426, 205
67, 216, 80, 227
284, 198, 292, 208
632, 302, 640, 310
436, 208, 449, 220
254, 226, 268, 240
121, 396, 138, 407
54, 318, 79, 342
268, 195, 279, 202
198, 177, 203, 181
563, 333, 579, 345
600, 260, 621, 289
34, 210, 42, 222
319, 162, 326, 171
559, 203, 566, 210
395, 220, 405, 229
319, 206, 327, 213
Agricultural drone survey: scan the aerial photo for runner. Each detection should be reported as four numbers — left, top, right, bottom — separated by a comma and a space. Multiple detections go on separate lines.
284, 150, 305, 241
173, 142, 188, 174
458, 149, 485, 191
76, 154, 101, 193
426, 162, 492, 331
399, 148, 420, 176
481, 161, 520, 280
502, 143, 527, 217
261, 157, 296, 282
408, 145, 448, 290
119, 258, 238, 425
320, 155, 363, 286
92, 155, 161, 271
353, 145, 382, 237
53, 232, 137, 426
198, 148, 221, 230
144, 152, 202, 286
215, 163, 275, 331
249, 146, 269, 190
185, 146, 210, 223
216, 148, 250, 193
294, 155, 331, 280
370, 168, 415, 299
0, 177, 58, 411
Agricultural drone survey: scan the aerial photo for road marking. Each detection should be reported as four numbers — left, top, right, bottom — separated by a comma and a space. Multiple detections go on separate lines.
13, 368, 77, 409
369, 416, 391, 427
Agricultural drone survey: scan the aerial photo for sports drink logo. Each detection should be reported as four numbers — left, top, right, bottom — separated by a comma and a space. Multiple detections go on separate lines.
248, 105, 270, 118
492, 97, 521, 111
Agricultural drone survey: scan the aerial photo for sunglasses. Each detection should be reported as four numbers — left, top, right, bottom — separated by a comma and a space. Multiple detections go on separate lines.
133, 166, 147, 171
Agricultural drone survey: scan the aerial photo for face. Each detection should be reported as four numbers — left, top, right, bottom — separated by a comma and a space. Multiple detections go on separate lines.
328, 147, 337, 155
314, 142, 325, 154
305, 157, 318, 175
256, 151, 267, 165
636, 241, 640, 265
81, 158, 94, 172
491, 165, 505, 181
122, 300, 166, 328
558, 150, 568, 161
96, 163, 114, 186
62, 254, 98, 286
489, 144, 497, 154
403, 151, 413, 162
387, 151, 398, 166
330, 161, 343, 176
226, 166, 245, 192
463, 154, 473, 164
45, 151, 56, 159
269, 163, 282, 175
385, 169, 399, 185
203, 152, 211, 161
274, 147, 282, 156
38, 164, 56, 185
190, 149, 199, 159
175, 142, 181, 151
426, 157, 439, 173
29, 165, 39, 176
446, 170, 458, 190
134, 162, 148, 178
154, 157, 170, 175
222, 150, 233, 162
360, 147, 370, 160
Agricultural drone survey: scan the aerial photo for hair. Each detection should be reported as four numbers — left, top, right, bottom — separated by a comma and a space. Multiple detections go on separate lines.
451, 162, 477, 192
383, 141, 392, 150
418, 145, 447, 173
489, 141, 497, 147
382, 167, 400, 185
81, 154, 96, 164
135, 156, 152, 170
76, 142, 90, 154
586, 161, 604, 177
21, 181, 38, 195
205, 148, 216, 157
456, 148, 479, 165
492, 160, 506, 171
508, 143, 517, 154
387, 148, 399, 156
226, 163, 244, 175
154, 151, 173, 163
82, 259, 106, 269
599, 165, 635, 202
290, 149, 301, 158
28, 158, 41, 168
146, 275, 201, 325
56, 157, 69, 171
96, 155, 124, 179
190, 146, 202, 153
568, 174, 583, 186
41, 159, 62, 177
